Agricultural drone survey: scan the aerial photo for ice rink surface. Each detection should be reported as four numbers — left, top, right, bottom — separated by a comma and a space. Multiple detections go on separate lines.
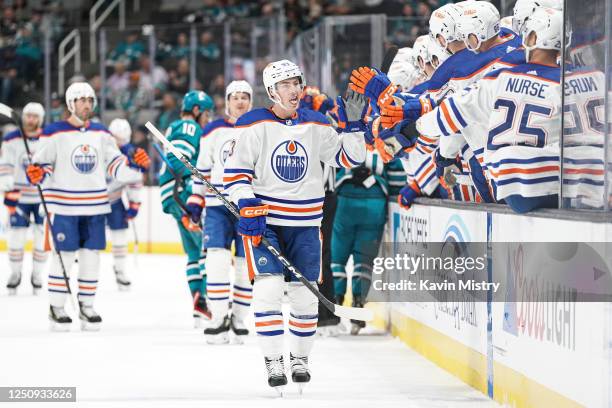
0, 253, 498, 408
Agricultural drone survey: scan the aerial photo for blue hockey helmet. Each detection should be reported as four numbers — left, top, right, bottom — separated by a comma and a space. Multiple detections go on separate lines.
181, 90, 214, 114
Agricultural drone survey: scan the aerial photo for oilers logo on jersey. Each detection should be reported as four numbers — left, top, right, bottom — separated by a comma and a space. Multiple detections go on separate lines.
271, 140, 309, 183
219, 139, 235, 165
71, 144, 98, 174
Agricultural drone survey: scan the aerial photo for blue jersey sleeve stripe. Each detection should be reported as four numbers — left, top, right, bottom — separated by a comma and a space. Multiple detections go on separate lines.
436, 110, 450, 137
448, 98, 468, 128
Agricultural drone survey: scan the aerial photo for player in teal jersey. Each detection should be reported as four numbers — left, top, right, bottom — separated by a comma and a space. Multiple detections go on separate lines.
158, 90, 214, 327
332, 151, 406, 335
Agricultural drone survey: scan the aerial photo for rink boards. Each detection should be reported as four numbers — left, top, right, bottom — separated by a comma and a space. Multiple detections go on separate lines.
370, 202, 612, 407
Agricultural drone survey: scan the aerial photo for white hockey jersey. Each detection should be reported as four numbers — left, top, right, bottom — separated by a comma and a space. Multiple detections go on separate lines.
32, 121, 143, 215
0, 130, 43, 204
562, 69, 607, 207
192, 118, 239, 206
418, 63, 561, 201
223, 107, 366, 227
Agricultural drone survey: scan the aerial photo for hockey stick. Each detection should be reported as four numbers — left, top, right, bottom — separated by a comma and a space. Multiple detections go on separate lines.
130, 219, 139, 269
151, 142, 202, 230
145, 122, 373, 322
0, 103, 76, 309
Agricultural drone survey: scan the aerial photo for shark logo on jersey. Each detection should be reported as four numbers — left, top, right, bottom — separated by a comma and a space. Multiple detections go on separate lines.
271, 140, 308, 183
71, 144, 98, 174
219, 139, 235, 165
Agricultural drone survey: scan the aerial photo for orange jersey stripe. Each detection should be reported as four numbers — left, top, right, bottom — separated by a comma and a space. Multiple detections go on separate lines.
222, 174, 252, 182
289, 321, 317, 329
233, 292, 252, 299
207, 289, 230, 294
243, 237, 256, 281
43, 194, 108, 201
440, 102, 459, 133
490, 165, 559, 177
267, 204, 323, 213
255, 320, 284, 327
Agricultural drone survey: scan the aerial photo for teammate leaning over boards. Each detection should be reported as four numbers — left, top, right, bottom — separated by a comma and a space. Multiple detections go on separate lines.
417, 7, 563, 213
106, 118, 145, 290
223, 59, 366, 393
27, 82, 150, 331
0, 102, 48, 295
159, 90, 214, 327
187, 80, 254, 344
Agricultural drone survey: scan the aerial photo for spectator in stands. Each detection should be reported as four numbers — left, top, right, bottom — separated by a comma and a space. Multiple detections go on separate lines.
226, 0, 251, 18
138, 54, 168, 101
108, 61, 129, 97
0, 7, 18, 47
109, 32, 145, 68
207, 73, 225, 99
114, 71, 151, 123
0, 49, 17, 104
39, 1, 65, 43
156, 92, 180, 132
389, 4, 419, 47
197, 30, 220, 62
15, 25, 42, 87
167, 58, 190, 95
171, 32, 190, 60
12, 0, 30, 22
49, 91, 65, 123
212, 94, 224, 118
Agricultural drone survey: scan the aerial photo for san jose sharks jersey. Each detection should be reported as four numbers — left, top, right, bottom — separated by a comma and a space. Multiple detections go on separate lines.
159, 118, 203, 207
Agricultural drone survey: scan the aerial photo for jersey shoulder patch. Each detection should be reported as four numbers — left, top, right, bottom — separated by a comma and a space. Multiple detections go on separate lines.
235, 108, 276, 127
201, 118, 233, 138
41, 121, 73, 138
2, 129, 21, 142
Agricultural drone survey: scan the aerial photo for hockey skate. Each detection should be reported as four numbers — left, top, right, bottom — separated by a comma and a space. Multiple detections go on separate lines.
6, 271, 21, 295
49, 306, 72, 332
114, 268, 131, 291
31, 270, 42, 295
317, 316, 342, 337
204, 315, 230, 344
290, 353, 311, 394
230, 314, 249, 344
350, 297, 366, 335
192, 291, 212, 328
79, 302, 102, 331
264, 356, 287, 396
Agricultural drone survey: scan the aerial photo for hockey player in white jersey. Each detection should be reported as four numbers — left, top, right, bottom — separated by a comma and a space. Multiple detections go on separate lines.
223, 60, 366, 392
416, 7, 563, 213
106, 118, 146, 290
26, 82, 150, 330
186, 80, 254, 344
0, 102, 48, 294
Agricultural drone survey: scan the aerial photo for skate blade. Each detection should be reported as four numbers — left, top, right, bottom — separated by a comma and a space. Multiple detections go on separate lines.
231, 334, 247, 345
296, 383, 306, 395
80, 320, 102, 332
7, 288, 17, 296
205, 332, 230, 345
32, 287, 42, 296
273, 385, 285, 397
117, 284, 131, 292
49, 320, 71, 332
